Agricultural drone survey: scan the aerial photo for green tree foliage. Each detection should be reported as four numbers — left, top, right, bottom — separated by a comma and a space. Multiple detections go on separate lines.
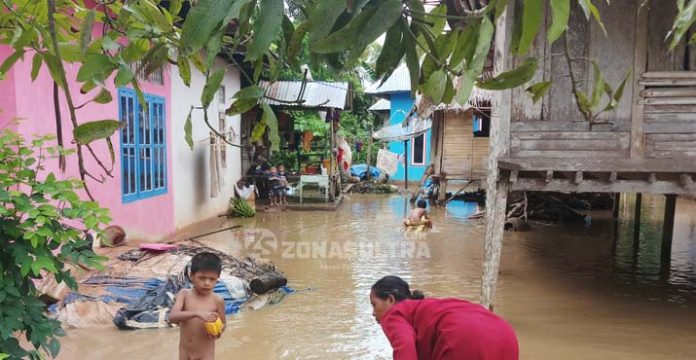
0, 131, 110, 359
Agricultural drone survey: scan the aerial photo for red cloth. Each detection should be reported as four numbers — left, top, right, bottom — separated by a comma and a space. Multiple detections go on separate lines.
380, 298, 519, 360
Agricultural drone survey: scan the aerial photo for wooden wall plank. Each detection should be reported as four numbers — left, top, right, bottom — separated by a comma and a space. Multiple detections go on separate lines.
647, 0, 686, 71
644, 104, 696, 113
645, 113, 696, 122
510, 149, 628, 158
590, 0, 636, 124
511, 0, 547, 122
547, 1, 590, 122
644, 121, 696, 133
511, 120, 631, 132
511, 178, 695, 195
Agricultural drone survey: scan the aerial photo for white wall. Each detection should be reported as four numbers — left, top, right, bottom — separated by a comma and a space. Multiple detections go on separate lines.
171, 57, 242, 228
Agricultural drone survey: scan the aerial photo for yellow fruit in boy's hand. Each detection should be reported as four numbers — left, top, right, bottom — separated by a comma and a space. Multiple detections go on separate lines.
204, 317, 223, 336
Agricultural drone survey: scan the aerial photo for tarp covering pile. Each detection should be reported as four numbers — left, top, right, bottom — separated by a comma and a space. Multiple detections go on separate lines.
48, 243, 291, 329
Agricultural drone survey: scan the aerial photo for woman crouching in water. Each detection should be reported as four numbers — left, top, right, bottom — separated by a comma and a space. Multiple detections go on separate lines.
370, 275, 519, 360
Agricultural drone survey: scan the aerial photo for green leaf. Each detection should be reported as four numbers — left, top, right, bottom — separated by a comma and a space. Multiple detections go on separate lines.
31, 53, 42, 82
312, 6, 378, 53
548, 0, 570, 45
93, 88, 113, 104
469, 16, 494, 74
190, 53, 206, 74
80, 10, 96, 56
184, 108, 194, 150
402, 21, 420, 97
575, 90, 592, 114
454, 74, 475, 105
47, 338, 60, 358
205, 32, 222, 69
226, 98, 258, 116
114, 64, 134, 87
375, 23, 404, 78
526, 81, 552, 104
234, 85, 265, 100
442, 75, 455, 104
422, 69, 447, 104
169, 0, 183, 16
451, 24, 478, 71
667, 0, 696, 50
476, 58, 539, 90
180, 0, 236, 55
518, 0, 543, 54
260, 102, 280, 153
76, 54, 117, 83
0, 49, 24, 76
201, 69, 226, 108
577, 0, 606, 35
246, 0, 284, 61
72, 120, 122, 145
58, 43, 83, 62
590, 61, 605, 108
178, 55, 191, 87
346, 0, 404, 66
308, 0, 347, 46
288, 20, 311, 64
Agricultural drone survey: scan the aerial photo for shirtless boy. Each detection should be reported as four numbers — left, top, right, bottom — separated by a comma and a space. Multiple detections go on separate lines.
169, 252, 226, 360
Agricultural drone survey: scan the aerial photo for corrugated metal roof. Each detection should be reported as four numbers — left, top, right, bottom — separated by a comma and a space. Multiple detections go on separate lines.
259, 80, 351, 109
365, 63, 411, 94
368, 99, 391, 111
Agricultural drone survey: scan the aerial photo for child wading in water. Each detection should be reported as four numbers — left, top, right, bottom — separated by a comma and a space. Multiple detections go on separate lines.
404, 199, 432, 227
169, 252, 226, 360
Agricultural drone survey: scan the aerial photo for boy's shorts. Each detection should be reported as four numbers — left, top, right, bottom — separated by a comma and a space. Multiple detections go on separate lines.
272, 187, 287, 196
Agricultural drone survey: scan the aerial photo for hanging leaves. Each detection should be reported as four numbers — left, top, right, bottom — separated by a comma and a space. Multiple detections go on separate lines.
260, 102, 281, 154
93, 88, 113, 104
548, 0, 570, 45
226, 85, 264, 116
246, 0, 284, 61
667, 0, 696, 50
375, 23, 404, 79
180, 0, 236, 56
308, 0, 347, 46
201, 69, 226, 108
577, 0, 606, 35
517, 0, 543, 54
526, 81, 552, 104
184, 107, 194, 150
80, 10, 96, 56
422, 69, 447, 104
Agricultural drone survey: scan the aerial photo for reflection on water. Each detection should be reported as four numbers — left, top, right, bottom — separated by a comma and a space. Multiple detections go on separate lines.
58, 194, 696, 360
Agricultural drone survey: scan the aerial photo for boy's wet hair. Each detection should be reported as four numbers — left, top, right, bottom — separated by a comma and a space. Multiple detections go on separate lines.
190, 252, 222, 275
417, 199, 427, 209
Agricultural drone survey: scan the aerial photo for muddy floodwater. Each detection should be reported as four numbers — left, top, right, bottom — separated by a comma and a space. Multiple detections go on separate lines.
58, 194, 696, 359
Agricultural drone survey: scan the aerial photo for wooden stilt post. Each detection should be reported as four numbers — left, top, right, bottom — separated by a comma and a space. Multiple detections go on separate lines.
612, 193, 621, 219
481, 3, 514, 311
661, 194, 677, 275
404, 139, 409, 190
633, 193, 642, 242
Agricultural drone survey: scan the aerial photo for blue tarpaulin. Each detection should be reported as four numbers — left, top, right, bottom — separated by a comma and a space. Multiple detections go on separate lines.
350, 164, 380, 180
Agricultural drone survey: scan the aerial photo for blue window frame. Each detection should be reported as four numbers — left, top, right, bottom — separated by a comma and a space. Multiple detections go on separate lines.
118, 88, 167, 203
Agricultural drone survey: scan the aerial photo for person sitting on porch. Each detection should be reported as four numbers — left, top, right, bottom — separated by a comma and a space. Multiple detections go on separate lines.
404, 200, 432, 228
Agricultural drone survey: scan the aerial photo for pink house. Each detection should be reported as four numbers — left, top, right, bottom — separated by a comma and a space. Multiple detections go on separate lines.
0, 45, 176, 240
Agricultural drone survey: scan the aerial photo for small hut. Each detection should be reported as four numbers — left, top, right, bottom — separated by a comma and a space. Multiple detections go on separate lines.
428, 86, 494, 200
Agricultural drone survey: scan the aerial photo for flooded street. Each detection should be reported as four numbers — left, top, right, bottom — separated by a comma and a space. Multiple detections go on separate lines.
58, 194, 696, 359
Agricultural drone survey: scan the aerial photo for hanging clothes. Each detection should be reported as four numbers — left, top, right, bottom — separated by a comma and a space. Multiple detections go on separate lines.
210, 134, 224, 198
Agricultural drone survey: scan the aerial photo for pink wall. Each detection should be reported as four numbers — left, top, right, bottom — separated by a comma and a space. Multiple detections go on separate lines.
0, 46, 18, 131
3, 44, 175, 240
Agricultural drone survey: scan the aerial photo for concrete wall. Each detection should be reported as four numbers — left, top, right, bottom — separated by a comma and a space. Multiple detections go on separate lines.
387, 92, 431, 182
1, 45, 175, 240
170, 57, 242, 228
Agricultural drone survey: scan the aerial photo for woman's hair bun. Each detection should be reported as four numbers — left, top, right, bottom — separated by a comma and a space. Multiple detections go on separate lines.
410, 289, 425, 300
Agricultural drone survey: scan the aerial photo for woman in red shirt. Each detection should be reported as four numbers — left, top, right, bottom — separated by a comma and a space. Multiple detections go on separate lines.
370, 276, 519, 360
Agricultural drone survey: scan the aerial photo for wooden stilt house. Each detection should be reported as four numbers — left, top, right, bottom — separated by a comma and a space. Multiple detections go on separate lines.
482, 0, 696, 309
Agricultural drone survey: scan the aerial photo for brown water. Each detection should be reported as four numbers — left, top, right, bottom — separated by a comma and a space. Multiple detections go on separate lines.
57, 194, 696, 359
